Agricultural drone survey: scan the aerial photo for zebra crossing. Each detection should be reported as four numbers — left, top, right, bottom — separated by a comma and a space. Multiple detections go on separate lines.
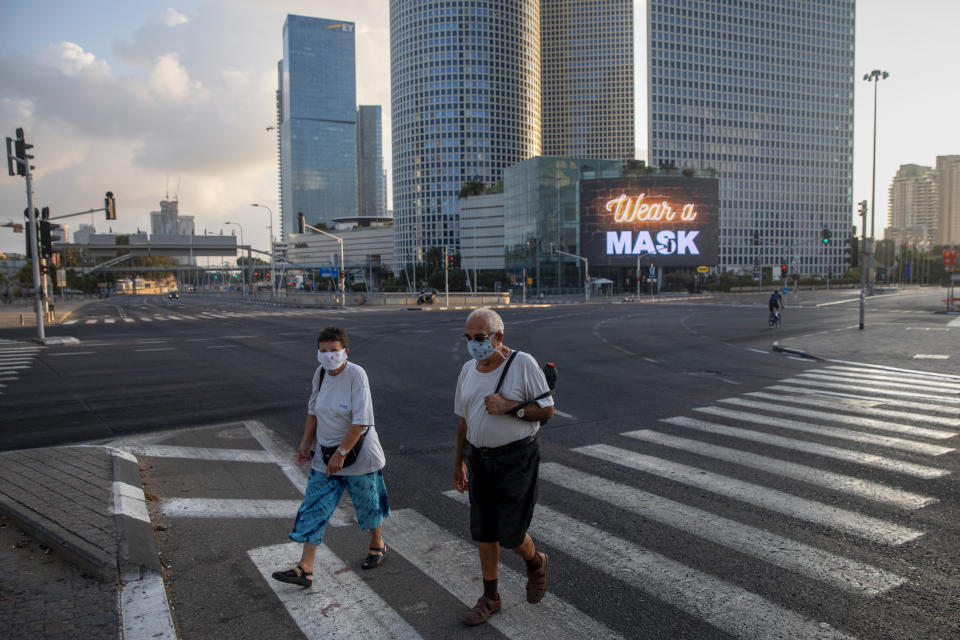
129, 361, 957, 639
60, 307, 362, 326
0, 344, 42, 396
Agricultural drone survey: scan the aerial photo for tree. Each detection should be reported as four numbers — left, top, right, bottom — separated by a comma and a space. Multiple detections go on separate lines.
459, 178, 487, 199
237, 256, 267, 267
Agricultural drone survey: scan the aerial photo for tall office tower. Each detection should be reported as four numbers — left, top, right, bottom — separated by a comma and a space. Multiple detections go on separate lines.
937, 155, 960, 244
648, 1, 855, 276
279, 15, 358, 240
887, 164, 940, 246
390, 0, 541, 268
541, 0, 635, 159
357, 105, 387, 219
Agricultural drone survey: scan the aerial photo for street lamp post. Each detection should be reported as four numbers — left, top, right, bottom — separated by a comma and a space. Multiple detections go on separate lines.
298, 214, 345, 308
864, 69, 889, 296
250, 203, 275, 295
224, 221, 245, 298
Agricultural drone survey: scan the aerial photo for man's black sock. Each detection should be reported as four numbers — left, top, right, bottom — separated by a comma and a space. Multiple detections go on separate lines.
524, 552, 542, 572
483, 578, 499, 601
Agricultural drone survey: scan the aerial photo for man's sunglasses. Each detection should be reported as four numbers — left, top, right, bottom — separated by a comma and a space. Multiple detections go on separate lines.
463, 333, 490, 343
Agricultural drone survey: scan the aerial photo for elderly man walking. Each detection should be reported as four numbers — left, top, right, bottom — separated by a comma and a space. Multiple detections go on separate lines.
453, 307, 555, 626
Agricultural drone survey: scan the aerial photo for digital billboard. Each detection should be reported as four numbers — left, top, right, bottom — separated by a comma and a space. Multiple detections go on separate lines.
580, 177, 720, 267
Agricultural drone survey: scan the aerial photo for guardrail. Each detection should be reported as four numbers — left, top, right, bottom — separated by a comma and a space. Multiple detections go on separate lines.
187, 290, 512, 308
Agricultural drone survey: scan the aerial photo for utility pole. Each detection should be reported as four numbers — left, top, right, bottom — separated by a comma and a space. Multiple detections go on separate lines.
7, 129, 44, 340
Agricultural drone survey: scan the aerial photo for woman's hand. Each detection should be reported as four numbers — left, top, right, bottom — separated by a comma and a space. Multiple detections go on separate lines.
325, 451, 345, 477
296, 443, 312, 465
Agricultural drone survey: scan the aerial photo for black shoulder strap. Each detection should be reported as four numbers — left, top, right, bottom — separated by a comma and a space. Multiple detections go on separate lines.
493, 351, 518, 394
316, 368, 325, 392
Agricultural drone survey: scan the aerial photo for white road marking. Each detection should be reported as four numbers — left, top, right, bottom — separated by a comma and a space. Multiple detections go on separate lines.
63, 320, 79, 325
745, 391, 960, 428
798, 372, 960, 395
166, 315, 184, 321
552, 409, 576, 419
623, 429, 936, 510
135, 348, 175, 352
105, 318, 116, 324
223, 335, 257, 339
780, 378, 960, 405
766, 385, 960, 416
0, 365, 29, 370
746, 348, 769, 354
716, 397, 957, 440
112, 481, 150, 523
914, 354, 950, 359
123, 318, 136, 323
540, 462, 906, 596
207, 344, 239, 349
160, 498, 303, 519
248, 543, 423, 640
443, 492, 855, 640
128, 445, 277, 463
85, 319, 97, 324
576, 444, 922, 545
695, 405, 953, 456
823, 367, 960, 389
385, 508, 627, 640
662, 415, 950, 479
119, 571, 177, 640
152, 316, 169, 322
46, 352, 96, 356
825, 358, 960, 381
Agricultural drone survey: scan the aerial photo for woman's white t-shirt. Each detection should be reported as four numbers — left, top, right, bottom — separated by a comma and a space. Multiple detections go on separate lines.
306, 361, 385, 476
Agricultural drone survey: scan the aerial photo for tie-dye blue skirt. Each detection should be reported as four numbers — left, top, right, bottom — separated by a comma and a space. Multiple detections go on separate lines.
289, 468, 391, 545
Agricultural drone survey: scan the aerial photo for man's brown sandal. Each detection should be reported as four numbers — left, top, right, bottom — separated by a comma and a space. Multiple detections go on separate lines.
463, 595, 501, 626
361, 545, 386, 570
526, 552, 548, 603
271, 565, 312, 588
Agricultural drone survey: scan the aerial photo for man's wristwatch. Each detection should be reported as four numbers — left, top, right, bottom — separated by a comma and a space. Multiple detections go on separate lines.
516, 408, 525, 419
337, 446, 349, 457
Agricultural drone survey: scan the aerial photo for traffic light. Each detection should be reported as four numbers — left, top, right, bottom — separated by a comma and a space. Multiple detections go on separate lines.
821, 227, 831, 244
550, 242, 557, 255
780, 264, 787, 279
857, 200, 868, 218
752, 230, 759, 246
104, 191, 116, 220
39, 220, 53, 259
846, 226, 859, 267
13, 128, 32, 177
297, 212, 305, 233
828, 268, 833, 279
5, 137, 15, 176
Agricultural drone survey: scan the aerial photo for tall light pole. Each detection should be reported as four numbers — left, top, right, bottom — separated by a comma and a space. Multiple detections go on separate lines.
298, 213, 345, 308
251, 203, 275, 294
224, 221, 245, 298
864, 69, 889, 295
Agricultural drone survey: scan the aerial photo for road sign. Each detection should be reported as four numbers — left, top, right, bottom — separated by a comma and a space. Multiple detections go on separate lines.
943, 249, 957, 267
696, 265, 709, 273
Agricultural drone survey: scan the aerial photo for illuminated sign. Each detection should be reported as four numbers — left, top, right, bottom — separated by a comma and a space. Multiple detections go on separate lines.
580, 177, 720, 267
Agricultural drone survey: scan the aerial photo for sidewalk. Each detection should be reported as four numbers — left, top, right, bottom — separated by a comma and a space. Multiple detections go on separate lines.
0, 446, 175, 639
0, 297, 97, 330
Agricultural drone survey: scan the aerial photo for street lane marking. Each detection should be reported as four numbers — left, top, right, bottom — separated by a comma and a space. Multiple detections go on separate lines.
798, 372, 960, 395
0, 365, 29, 370
716, 397, 957, 440
780, 378, 960, 405
746, 348, 768, 354
207, 345, 238, 349
123, 318, 135, 323
63, 319, 78, 325
85, 319, 97, 324
223, 335, 257, 339
662, 416, 950, 479
105, 319, 116, 324
552, 409, 576, 419
696, 406, 954, 456
624, 429, 936, 510
166, 315, 184, 321
128, 445, 276, 463
745, 391, 960, 428
248, 543, 423, 640
914, 354, 950, 359
160, 498, 303, 519
136, 348, 175, 352
540, 462, 907, 596
766, 385, 960, 416
186, 338, 214, 341
46, 352, 96, 356
152, 316, 169, 321
823, 366, 960, 389
575, 444, 923, 546
386, 508, 626, 640
825, 359, 960, 381
139, 317, 153, 322
443, 492, 855, 640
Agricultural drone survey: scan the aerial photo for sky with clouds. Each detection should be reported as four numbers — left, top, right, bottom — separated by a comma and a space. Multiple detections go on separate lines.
2, 0, 959, 257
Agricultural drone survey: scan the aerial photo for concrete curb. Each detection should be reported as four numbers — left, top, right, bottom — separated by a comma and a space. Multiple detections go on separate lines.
110, 448, 163, 581
772, 341, 820, 360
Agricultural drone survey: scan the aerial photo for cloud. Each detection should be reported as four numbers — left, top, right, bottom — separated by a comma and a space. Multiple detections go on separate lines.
38, 42, 111, 78
147, 53, 208, 103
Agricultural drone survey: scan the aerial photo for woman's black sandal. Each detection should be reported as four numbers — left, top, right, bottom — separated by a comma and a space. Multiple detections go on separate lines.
271, 565, 313, 587
362, 545, 386, 570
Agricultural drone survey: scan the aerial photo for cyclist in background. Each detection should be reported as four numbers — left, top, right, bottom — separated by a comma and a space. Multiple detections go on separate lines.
768, 289, 783, 326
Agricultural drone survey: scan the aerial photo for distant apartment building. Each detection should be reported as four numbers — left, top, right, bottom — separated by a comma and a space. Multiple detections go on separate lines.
647, 0, 855, 276
937, 155, 960, 245
357, 105, 387, 219
73, 224, 95, 245
541, 0, 635, 160
887, 164, 940, 246
278, 15, 358, 239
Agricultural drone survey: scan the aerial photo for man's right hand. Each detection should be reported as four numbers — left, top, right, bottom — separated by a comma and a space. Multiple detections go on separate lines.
453, 458, 468, 493
296, 444, 312, 465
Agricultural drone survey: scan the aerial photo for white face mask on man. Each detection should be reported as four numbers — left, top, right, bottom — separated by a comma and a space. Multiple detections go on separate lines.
317, 348, 347, 370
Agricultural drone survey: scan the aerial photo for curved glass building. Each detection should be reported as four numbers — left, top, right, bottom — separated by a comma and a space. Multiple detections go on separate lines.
390, 0, 541, 269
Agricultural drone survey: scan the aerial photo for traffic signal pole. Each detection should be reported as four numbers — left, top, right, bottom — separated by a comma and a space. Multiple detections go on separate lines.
24, 163, 45, 340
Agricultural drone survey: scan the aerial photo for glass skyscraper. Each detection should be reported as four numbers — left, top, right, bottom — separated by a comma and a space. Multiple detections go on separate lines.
279, 15, 358, 240
541, 0, 635, 160
390, 0, 541, 268
648, 0, 855, 276
357, 105, 387, 219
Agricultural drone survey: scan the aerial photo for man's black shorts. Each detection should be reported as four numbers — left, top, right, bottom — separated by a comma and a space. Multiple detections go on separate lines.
464, 436, 540, 548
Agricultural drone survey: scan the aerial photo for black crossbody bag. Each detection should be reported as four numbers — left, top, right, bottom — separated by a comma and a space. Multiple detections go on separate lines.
310, 368, 368, 467
495, 351, 555, 424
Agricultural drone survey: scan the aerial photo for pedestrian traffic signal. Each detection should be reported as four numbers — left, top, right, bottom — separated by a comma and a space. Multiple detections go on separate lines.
550, 242, 557, 255
846, 226, 859, 267
828, 268, 833, 279
780, 264, 787, 278
39, 220, 53, 259
297, 212, 305, 234
821, 227, 831, 244
104, 192, 117, 220
752, 230, 759, 246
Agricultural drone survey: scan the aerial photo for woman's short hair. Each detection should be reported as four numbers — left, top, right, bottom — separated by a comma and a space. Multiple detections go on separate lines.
317, 325, 348, 348
467, 307, 504, 335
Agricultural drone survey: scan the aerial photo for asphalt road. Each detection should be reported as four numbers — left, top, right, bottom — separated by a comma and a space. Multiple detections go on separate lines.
1, 290, 957, 639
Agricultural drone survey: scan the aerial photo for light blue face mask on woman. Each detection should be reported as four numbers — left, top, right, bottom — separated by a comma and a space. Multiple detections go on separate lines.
466, 338, 496, 361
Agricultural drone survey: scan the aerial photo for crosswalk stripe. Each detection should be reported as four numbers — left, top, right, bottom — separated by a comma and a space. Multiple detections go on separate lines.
153, 316, 169, 322
781, 378, 960, 405
105, 318, 116, 324
166, 315, 184, 321
160, 498, 305, 519
661, 416, 950, 479
799, 372, 960, 395
248, 542, 423, 640
442, 492, 856, 640
540, 462, 906, 596
623, 429, 936, 510
826, 360, 960, 382
575, 444, 922, 545
85, 319, 97, 324
386, 508, 628, 639
63, 319, 78, 325
716, 397, 957, 440
128, 445, 277, 463
695, 406, 954, 456
745, 391, 960, 428
766, 385, 960, 416
123, 318, 136, 323
822, 367, 960, 390
0, 365, 30, 371
139, 317, 152, 322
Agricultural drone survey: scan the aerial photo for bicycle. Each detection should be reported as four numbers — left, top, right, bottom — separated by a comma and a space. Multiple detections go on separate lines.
768, 309, 782, 328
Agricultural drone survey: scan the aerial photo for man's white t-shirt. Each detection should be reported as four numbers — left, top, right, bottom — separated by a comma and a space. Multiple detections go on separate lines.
454, 350, 554, 449
306, 361, 385, 476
